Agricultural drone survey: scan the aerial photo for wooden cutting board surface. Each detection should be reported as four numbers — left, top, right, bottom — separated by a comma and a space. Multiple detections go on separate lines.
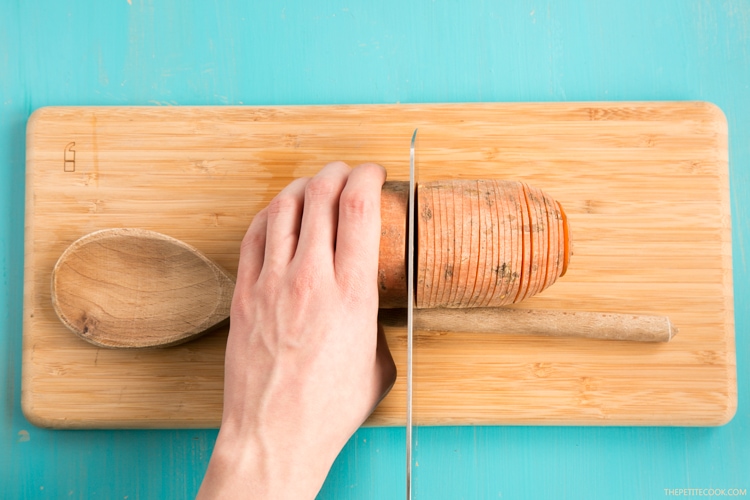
22, 102, 735, 428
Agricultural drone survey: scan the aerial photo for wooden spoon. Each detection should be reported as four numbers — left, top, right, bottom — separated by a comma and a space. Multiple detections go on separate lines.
51, 228, 677, 349
51, 228, 234, 348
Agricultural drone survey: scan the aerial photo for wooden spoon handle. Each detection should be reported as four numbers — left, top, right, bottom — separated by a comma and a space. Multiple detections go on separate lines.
411, 308, 677, 342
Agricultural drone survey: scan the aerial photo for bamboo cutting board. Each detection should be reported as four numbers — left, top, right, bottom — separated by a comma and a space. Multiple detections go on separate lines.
23, 103, 735, 428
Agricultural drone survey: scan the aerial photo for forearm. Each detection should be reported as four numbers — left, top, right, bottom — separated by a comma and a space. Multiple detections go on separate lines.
197, 427, 332, 500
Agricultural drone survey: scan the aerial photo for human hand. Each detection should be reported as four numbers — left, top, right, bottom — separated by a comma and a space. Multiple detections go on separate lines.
198, 162, 397, 499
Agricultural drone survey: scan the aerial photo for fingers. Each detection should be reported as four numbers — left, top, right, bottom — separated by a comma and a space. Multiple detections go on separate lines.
236, 208, 268, 288
235, 174, 308, 288
239, 161, 386, 297
263, 177, 309, 270
295, 161, 352, 263
334, 163, 387, 287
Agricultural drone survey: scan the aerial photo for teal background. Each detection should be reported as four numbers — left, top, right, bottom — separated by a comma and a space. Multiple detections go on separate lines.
2, 1, 748, 498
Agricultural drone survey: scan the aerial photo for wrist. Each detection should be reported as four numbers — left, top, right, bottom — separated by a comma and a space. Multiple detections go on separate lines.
198, 423, 333, 500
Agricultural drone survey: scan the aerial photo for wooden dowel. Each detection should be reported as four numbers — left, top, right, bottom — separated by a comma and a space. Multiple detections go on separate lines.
379, 308, 677, 342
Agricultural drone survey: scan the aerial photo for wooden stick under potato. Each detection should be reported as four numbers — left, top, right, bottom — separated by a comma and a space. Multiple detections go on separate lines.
413, 308, 677, 342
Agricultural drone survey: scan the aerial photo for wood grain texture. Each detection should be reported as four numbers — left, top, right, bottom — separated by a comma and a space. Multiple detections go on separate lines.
22, 102, 734, 428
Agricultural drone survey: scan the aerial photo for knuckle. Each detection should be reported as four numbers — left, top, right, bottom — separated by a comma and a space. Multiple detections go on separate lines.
267, 193, 298, 218
230, 278, 277, 322
305, 176, 338, 201
339, 190, 375, 220
337, 272, 374, 305
258, 270, 283, 298
240, 231, 263, 255
290, 266, 322, 299
237, 268, 282, 309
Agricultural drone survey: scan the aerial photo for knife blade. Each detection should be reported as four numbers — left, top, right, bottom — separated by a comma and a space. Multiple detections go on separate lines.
406, 128, 417, 499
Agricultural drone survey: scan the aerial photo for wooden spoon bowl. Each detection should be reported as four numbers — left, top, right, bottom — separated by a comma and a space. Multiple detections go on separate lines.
51, 228, 235, 348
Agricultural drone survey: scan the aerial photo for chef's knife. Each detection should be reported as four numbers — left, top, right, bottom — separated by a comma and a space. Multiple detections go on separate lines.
406, 128, 417, 499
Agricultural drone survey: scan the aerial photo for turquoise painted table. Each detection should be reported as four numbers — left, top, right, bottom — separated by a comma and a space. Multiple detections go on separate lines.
2, 1, 748, 498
